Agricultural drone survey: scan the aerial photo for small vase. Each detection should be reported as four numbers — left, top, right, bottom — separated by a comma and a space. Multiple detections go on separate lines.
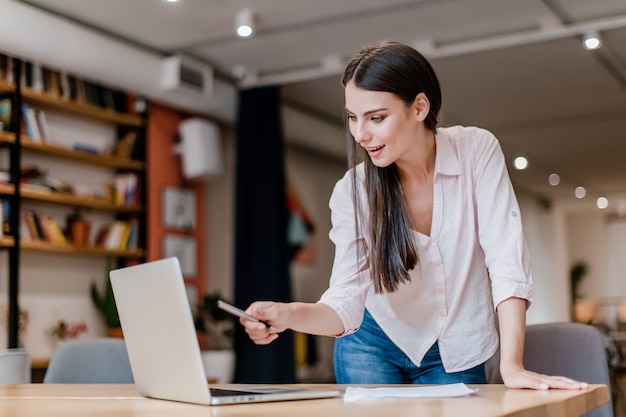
70, 221, 91, 246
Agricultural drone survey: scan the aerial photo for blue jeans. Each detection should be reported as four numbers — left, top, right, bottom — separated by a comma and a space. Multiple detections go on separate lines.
334, 309, 487, 384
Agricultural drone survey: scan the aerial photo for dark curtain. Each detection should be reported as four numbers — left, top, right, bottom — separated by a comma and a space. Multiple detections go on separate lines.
233, 86, 296, 383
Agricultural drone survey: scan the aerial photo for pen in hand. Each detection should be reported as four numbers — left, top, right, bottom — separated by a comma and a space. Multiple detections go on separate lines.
217, 300, 272, 329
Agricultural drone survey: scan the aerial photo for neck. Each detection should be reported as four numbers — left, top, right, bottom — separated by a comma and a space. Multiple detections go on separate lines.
396, 128, 436, 183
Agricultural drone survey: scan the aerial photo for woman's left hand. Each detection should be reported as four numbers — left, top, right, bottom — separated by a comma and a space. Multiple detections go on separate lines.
501, 365, 589, 390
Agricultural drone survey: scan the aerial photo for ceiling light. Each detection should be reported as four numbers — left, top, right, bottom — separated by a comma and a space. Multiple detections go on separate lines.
513, 156, 528, 170
548, 173, 560, 186
575, 186, 587, 199
582, 31, 602, 50
235, 8, 255, 38
597, 197, 609, 209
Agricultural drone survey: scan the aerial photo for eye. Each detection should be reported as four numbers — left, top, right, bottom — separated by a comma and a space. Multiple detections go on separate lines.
346, 113, 356, 122
370, 115, 384, 123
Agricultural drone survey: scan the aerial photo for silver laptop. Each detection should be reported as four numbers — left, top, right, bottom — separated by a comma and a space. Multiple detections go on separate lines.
109, 257, 340, 405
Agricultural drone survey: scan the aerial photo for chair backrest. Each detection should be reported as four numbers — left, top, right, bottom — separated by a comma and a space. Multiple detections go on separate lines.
43, 338, 134, 383
486, 322, 613, 417
0, 348, 31, 383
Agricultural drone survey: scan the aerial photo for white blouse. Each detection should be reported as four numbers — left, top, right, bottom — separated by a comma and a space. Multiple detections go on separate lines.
318, 125, 534, 372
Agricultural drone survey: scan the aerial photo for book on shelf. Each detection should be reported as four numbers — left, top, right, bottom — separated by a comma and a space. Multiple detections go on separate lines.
113, 130, 138, 159
97, 219, 139, 251
19, 211, 31, 241
20, 103, 41, 141
22, 61, 32, 88
72, 142, 99, 154
0, 54, 8, 83
59, 71, 71, 100
30, 62, 43, 92
40, 214, 67, 244
103, 220, 127, 250
1, 56, 14, 84
34, 109, 50, 142
21, 210, 67, 244
108, 173, 139, 206
0, 199, 9, 238
0, 98, 11, 132
125, 219, 140, 250
29, 209, 46, 240
67, 75, 78, 101
48, 69, 60, 97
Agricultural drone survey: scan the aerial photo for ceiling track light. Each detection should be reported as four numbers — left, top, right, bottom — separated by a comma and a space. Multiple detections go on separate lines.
235, 8, 255, 38
582, 31, 602, 50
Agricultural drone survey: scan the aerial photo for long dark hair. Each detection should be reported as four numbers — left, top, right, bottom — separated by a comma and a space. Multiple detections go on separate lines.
342, 40, 442, 293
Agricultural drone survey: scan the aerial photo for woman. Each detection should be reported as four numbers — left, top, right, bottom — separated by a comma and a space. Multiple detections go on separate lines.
241, 40, 586, 390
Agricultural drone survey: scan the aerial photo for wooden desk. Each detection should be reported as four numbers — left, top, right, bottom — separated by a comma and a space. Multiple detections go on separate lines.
0, 383, 609, 417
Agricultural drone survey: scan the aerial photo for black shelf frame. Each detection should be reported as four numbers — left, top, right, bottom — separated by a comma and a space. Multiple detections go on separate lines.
3, 58, 23, 348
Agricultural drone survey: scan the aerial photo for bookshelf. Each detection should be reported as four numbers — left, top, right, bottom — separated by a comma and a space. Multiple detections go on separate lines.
0, 55, 148, 349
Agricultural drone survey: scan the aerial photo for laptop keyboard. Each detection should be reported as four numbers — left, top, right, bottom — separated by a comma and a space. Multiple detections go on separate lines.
209, 388, 266, 397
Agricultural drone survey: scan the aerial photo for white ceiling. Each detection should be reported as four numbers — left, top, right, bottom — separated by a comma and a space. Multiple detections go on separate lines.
16, 0, 626, 212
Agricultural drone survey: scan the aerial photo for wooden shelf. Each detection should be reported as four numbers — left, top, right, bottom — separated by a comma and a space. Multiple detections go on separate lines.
0, 82, 142, 127
0, 236, 144, 258
0, 81, 13, 94
0, 130, 14, 143
1, 81, 142, 127
0, 182, 142, 213
0, 132, 144, 171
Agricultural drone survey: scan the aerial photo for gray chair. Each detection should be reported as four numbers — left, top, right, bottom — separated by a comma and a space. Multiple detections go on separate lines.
486, 322, 613, 417
43, 338, 134, 383
0, 348, 31, 383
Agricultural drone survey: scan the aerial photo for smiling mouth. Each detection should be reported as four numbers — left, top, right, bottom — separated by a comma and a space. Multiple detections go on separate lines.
365, 145, 385, 152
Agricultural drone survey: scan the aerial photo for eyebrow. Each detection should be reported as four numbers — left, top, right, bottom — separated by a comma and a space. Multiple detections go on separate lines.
344, 107, 389, 116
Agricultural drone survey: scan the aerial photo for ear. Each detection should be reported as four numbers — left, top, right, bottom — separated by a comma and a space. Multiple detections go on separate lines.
412, 93, 430, 122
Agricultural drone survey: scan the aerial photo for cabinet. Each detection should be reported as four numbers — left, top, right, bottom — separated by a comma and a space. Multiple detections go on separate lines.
0, 56, 147, 349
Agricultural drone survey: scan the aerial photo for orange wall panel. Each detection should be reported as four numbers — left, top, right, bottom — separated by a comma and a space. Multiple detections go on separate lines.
146, 103, 206, 299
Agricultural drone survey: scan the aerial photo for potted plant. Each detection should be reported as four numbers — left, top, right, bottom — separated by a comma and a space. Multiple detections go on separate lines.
195, 293, 236, 383
90, 258, 122, 337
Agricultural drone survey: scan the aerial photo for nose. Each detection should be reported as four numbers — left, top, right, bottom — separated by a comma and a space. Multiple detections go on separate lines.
351, 121, 371, 144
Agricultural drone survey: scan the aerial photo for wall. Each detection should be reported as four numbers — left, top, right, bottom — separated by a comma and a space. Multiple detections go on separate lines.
565, 209, 626, 327
518, 195, 571, 324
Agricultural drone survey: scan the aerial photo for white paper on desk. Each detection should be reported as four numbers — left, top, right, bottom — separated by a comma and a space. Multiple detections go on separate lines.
344, 383, 477, 402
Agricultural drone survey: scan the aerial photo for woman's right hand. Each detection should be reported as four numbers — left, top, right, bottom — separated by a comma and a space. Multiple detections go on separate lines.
241, 301, 288, 345
240, 301, 345, 344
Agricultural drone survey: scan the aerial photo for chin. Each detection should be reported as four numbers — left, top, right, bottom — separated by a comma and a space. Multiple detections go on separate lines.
369, 158, 394, 168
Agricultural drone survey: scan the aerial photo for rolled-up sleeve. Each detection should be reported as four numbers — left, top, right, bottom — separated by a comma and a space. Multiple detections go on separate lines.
318, 170, 372, 336
471, 130, 534, 309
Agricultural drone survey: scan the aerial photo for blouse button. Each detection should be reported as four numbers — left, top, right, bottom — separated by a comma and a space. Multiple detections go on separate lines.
511, 211, 518, 217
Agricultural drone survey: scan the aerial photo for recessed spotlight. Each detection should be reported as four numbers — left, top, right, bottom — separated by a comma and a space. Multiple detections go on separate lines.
513, 156, 528, 170
548, 173, 560, 186
597, 197, 609, 209
583, 31, 602, 50
575, 186, 587, 199
163, 0, 179, 3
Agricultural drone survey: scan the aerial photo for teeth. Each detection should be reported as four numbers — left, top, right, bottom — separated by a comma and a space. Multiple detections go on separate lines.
366, 145, 384, 151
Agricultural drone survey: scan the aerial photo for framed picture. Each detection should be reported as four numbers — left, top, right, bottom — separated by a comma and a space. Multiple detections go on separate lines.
163, 234, 197, 277
162, 186, 197, 230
